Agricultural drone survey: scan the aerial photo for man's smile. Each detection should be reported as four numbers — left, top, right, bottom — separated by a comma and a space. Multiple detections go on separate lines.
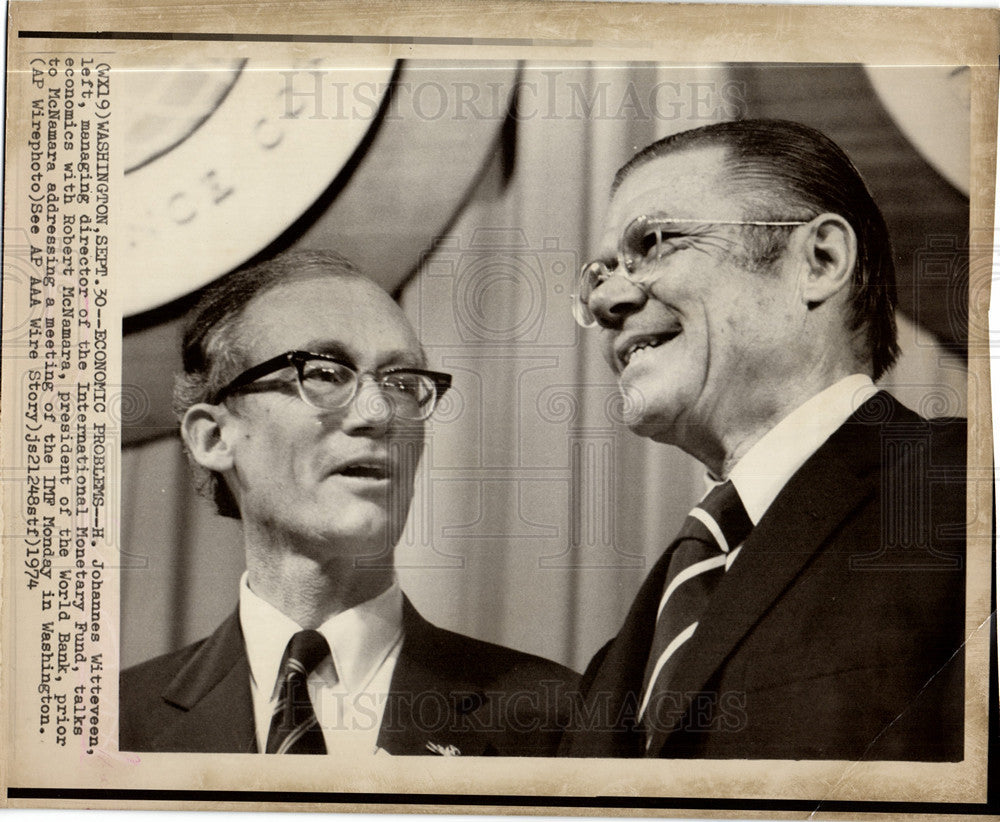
615, 326, 683, 371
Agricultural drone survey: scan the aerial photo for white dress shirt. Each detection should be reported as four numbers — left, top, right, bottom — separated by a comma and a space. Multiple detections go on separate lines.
238, 573, 404, 755
711, 374, 878, 568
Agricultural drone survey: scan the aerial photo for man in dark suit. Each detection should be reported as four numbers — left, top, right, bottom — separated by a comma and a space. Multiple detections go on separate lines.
559, 120, 966, 760
120, 250, 575, 756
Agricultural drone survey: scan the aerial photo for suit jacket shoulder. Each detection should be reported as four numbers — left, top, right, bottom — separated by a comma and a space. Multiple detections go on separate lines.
119, 611, 256, 753
377, 599, 579, 756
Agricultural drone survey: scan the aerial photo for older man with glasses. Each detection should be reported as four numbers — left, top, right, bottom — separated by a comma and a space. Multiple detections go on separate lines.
120, 249, 576, 757
559, 119, 967, 761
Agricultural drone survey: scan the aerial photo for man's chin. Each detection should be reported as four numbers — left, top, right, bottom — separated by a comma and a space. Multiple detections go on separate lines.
318, 480, 403, 515
302, 521, 400, 560
322, 503, 412, 552
288, 498, 406, 550
618, 385, 682, 441
626, 416, 679, 445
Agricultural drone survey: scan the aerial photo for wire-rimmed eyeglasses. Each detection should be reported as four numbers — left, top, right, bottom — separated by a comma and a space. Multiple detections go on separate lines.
210, 350, 453, 421
571, 214, 811, 328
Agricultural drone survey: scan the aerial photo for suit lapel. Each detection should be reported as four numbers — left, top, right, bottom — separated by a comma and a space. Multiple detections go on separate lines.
377, 598, 494, 756
560, 546, 674, 757
154, 611, 257, 753
645, 392, 910, 755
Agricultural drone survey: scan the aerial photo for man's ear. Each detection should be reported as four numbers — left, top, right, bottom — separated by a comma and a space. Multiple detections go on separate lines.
180, 402, 238, 473
799, 213, 857, 309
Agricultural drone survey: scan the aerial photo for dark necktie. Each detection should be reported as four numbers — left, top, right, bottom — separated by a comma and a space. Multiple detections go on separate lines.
638, 480, 751, 747
265, 629, 331, 755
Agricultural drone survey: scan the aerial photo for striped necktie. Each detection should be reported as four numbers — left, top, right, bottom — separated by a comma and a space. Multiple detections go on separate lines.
638, 480, 751, 748
265, 629, 331, 755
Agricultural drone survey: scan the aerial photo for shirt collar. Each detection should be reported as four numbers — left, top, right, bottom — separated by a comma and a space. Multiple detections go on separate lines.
718, 374, 878, 525
239, 573, 403, 698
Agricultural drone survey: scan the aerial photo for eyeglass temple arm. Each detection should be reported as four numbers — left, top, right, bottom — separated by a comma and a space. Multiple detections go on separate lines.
211, 352, 297, 403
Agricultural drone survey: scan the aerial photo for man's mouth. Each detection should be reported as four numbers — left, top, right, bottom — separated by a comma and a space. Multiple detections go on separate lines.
330, 460, 391, 481
618, 330, 682, 368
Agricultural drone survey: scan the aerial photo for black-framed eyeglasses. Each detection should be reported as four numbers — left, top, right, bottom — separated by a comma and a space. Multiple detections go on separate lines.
572, 214, 812, 328
210, 350, 453, 421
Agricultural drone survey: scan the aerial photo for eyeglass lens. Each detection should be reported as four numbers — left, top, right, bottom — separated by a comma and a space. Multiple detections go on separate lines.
572, 217, 666, 327
572, 215, 809, 327
299, 359, 438, 419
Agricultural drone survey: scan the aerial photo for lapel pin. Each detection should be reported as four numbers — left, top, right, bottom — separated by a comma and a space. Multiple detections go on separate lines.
425, 740, 461, 756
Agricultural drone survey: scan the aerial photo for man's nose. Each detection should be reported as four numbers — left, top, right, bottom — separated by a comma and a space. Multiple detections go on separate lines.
588, 273, 649, 328
340, 379, 393, 435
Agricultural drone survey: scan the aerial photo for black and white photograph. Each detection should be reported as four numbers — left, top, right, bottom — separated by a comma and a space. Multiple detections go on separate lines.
1, 1, 996, 817
120, 60, 976, 759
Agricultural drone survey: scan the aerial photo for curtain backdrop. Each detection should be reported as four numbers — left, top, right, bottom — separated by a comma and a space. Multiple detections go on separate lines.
121, 64, 969, 672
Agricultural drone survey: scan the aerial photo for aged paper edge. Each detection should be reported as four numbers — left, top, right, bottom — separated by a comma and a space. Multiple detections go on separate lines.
2, 0, 997, 817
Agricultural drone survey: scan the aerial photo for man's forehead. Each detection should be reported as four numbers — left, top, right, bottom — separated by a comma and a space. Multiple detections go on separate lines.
610, 145, 737, 223
238, 273, 423, 365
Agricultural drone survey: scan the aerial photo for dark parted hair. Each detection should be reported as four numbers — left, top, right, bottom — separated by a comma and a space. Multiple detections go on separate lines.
613, 119, 899, 379
173, 249, 367, 519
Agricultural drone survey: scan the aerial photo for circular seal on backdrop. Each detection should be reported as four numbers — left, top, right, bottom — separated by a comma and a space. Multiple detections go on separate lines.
121, 55, 396, 315
863, 66, 970, 196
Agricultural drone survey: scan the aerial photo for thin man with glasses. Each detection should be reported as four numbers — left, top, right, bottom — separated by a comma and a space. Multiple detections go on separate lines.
558, 119, 967, 760
120, 250, 576, 756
